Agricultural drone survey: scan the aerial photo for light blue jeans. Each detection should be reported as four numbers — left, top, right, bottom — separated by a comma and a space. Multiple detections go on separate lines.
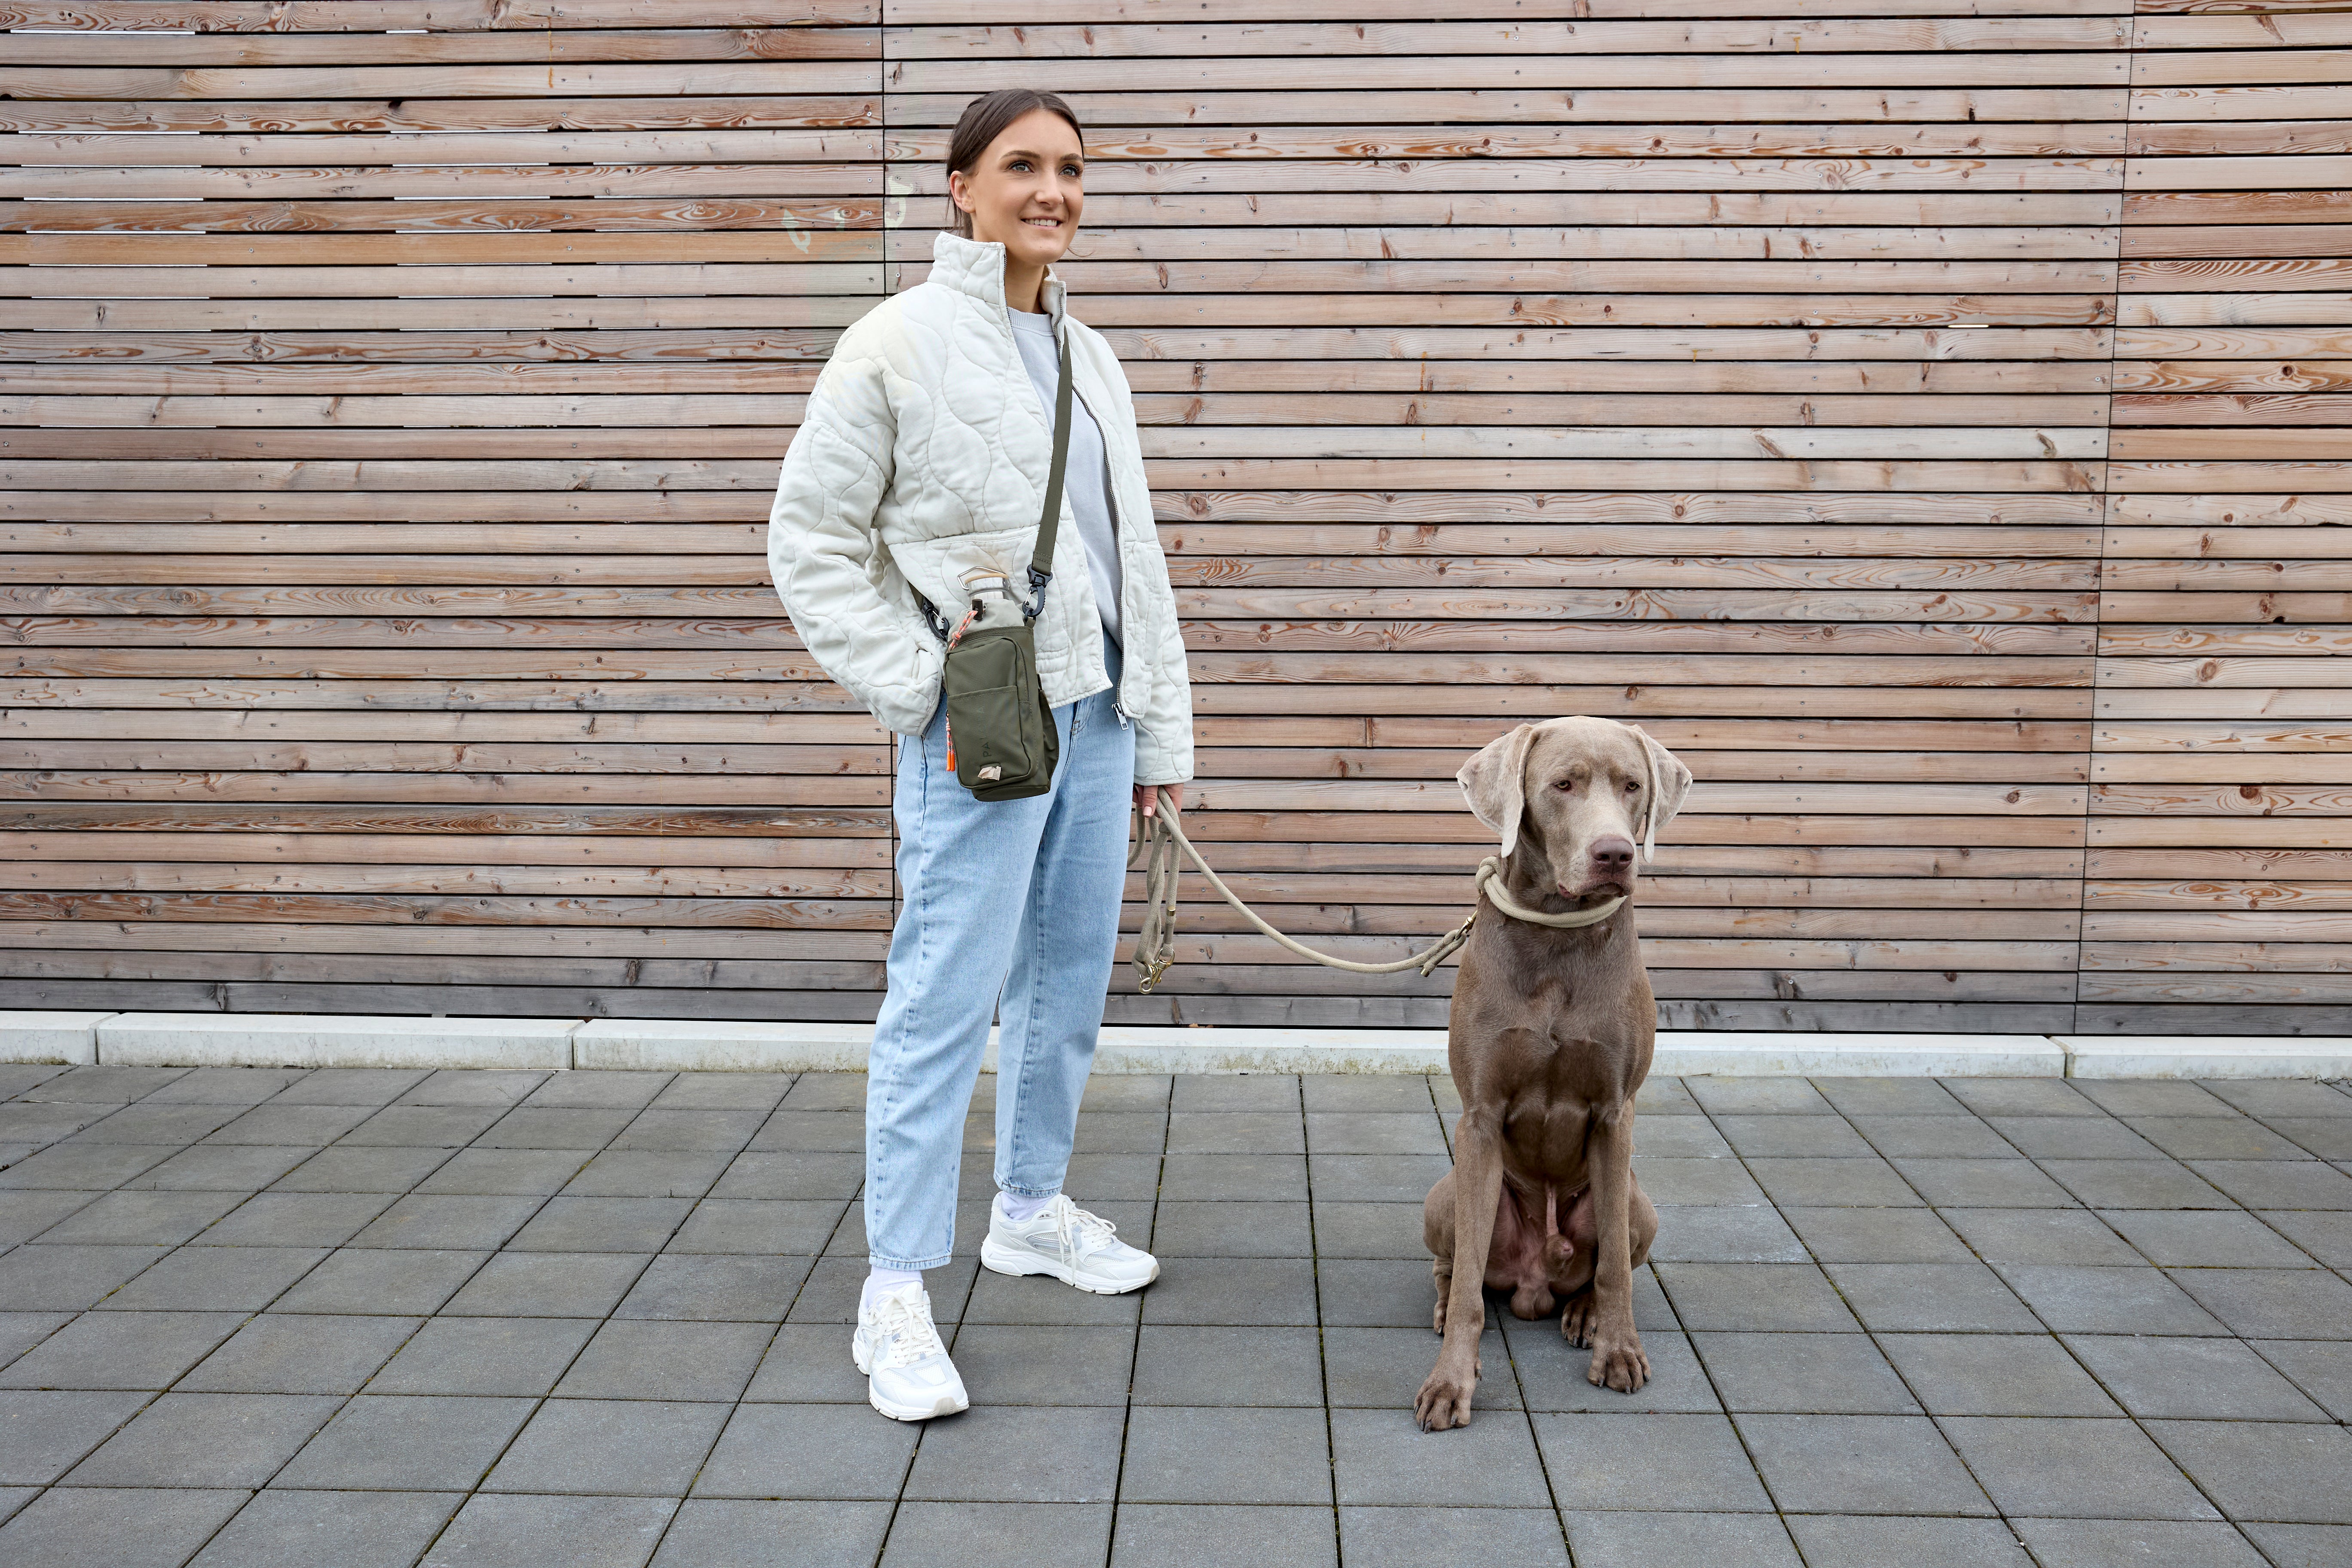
864, 636, 1134, 1270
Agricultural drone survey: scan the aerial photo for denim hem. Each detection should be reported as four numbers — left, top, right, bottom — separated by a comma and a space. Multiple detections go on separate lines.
868, 1252, 954, 1271
998, 1183, 1061, 1200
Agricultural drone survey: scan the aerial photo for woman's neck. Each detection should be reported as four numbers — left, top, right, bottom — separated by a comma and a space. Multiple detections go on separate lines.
1001, 258, 1046, 315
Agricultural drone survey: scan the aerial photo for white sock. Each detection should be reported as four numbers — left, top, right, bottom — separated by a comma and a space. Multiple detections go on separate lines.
860, 1266, 922, 1314
998, 1189, 1055, 1224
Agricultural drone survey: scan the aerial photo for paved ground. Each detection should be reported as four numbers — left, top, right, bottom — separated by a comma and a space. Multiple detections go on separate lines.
0, 1063, 2347, 1566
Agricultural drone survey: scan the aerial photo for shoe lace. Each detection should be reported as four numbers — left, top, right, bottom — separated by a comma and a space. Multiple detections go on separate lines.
1046, 1195, 1119, 1259
869, 1292, 947, 1370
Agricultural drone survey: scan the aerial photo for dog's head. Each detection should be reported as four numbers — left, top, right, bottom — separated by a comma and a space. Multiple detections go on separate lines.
1457, 717, 1692, 903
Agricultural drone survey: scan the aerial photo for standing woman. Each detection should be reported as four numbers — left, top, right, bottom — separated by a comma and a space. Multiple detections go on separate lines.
766, 89, 1194, 1421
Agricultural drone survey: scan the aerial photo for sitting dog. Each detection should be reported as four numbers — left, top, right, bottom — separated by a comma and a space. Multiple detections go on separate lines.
1416, 716, 1691, 1430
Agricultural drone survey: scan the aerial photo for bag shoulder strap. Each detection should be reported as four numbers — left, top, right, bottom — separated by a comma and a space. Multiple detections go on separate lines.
1023, 328, 1074, 618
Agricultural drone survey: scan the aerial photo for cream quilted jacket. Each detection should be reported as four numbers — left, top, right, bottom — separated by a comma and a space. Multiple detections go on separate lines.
766, 230, 1195, 786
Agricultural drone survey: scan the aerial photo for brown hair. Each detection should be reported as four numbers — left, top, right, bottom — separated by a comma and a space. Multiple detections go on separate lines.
945, 89, 1086, 239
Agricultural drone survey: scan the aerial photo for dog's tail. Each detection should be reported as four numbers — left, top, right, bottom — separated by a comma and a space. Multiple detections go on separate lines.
1543, 1183, 1575, 1272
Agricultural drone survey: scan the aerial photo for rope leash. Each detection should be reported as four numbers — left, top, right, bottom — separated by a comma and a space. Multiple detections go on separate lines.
1127, 787, 1631, 994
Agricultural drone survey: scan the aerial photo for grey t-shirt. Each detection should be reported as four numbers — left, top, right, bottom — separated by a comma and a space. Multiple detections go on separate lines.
1008, 306, 1123, 647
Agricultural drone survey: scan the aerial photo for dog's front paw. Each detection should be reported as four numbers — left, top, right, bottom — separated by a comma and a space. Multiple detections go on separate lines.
1414, 1362, 1478, 1430
1585, 1330, 1651, 1394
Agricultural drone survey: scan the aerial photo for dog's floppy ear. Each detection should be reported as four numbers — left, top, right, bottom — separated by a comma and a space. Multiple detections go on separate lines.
1625, 724, 1694, 861
1458, 723, 1539, 859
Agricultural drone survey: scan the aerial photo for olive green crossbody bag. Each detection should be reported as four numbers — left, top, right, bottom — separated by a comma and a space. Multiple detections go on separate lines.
915, 328, 1074, 802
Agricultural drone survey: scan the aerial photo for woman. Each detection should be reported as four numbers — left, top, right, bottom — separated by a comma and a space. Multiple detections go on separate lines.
766, 89, 1194, 1421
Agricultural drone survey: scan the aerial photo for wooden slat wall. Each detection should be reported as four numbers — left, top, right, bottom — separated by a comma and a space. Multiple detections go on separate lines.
0, 0, 2341, 1034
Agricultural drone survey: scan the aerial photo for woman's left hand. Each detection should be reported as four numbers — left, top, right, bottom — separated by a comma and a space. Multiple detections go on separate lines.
1135, 784, 1184, 818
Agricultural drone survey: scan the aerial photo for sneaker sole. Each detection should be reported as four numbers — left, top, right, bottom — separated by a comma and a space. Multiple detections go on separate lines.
979, 1236, 1159, 1295
852, 1339, 968, 1422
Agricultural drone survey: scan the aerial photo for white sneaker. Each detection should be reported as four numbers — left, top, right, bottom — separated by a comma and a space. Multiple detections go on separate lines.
980, 1193, 1160, 1295
851, 1281, 968, 1422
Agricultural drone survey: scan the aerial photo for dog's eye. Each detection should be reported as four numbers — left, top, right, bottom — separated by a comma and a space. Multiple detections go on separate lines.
1552, 778, 1574, 793
1624, 780, 1641, 794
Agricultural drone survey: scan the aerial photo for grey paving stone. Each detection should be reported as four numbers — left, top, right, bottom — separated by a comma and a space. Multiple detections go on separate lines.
2241, 1523, 2352, 1568
0, 1143, 180, 1191
1331, 1404, 1550, 1506
739, 1323, 866, 1405
101, 1245, 325, 1313
268, 1248, 485, 1317
879, 1500, 1110, 1568
1633, 1116, 1735, 1157
614, 1254, 812, 1322
269, 1145, 454, 1194
0, 1310, 242, 1391
1945, 1416, 2222, 1519
2270, 1119, 2352, 1159
181, 1314, 420, 1396
1712, 1115, 1876, 1159
1129, 1324, 1317, 1406
506, 1195, 692, 1253
747, 1112, 865, 1153
665, 1198, 846, 1255
1689, 1078, 1834, 1114
944, 1324, 1136, 1407
1994, 1265, 2228, 1335
2208, 1080, 2352, 1117
205, 1104, 376, 1147
1304, 1113, 1445, 1157
1323, 1324, 1517, 1412
648, 1073, 795, 1113
707, 1151, 864, 1201
201, 1191, 398, 1248
2101, 1210, 2312, 1268
1142, 1256, 1318, 1326
2043, 1159, 2230, 1209
72, 1104, 242, 1145
1161, 1113, 1295, 1156
1565, 1510, 1796, 1568
2127, 1116, 2312, 1162
609, 1110, 770, 1155
555, 1318, 771, 1402
1150, 1199, 1311, 1258
1505, 1319, 1719, 1413
1654, 1262, 1858, 1331
1305, 1076, 1435, 1114
1157, 1153, 1304, 1202
2189, 1158, 2352, 1210
1848, 1115, 2017, 1159
1637, 1156, 1770, 1206
410, 1147, 585, 1195
477, 1106, 638, 1150
1644, 1203, 1809, 1263
2254, 1339, 2352, 1421
340, 1106, 507, 1149
0, 1105, 107, 1146
2011, 1518, 2267, 1568
123, 1145, 315, 1193
1338, 1506, 1565, 1568
1167, 1075, 1296, 1113
1309, 1200, 1426, 1258
441, 1251, 650, 1317
396, 1069, 548, 1108
694, 1402, 918, 1499
1825, 1261, 2039, 1332
1119, 1405, 1332, 1504
1633, 1077, 1697, 1115
64, 1390, 339, 1488
1942, 1208, 2143, 1267
0, 1389, 150, 1483
269, 1069, 428, 1107
1984, 1116, 2162, 1160
0, 1243, 175, 1311
0, 1485, 248, 1568
567, 1151, 734, 1199
1813, 1078, 1967, 1117
2147, 1419, 2352, 1524
188, 1488, 462, 1568
1785, 1515, 2033, 1568
369, 1316, 599, 1398
0, 1190, 100, 1246
1877, 1333, 2122, 1417
1694, 1331, 1918, 1414
902, 1403, 1125, 1503
421, 1493, 675, 1568
2076, 1081, 2232, 1118
2169, 1267, 2352, 1338
58, 1193, 249, 1260
777, 1073, 867, 1111
23, 1067, 187, 1104
523, 1072, 672, 1110
649, 1498, 891, 1568
0, 1066, 64, 1098
347, 1193, 542, 1250
1741, 1156, 1921, 1207
2066, 1334, 2326, 1421
1109, 1503, 1338, 1568
485, 1396, 729, 1495
1737, 1413, 1993, 1515
276, 1393, 536, 1491
1782, 1206, 1973, 1263
0, 1313, 70, 1369
1306, 1154, 1448, 1204
1894, 1157, 2083, 1207
1534, 1411, 1772, 1511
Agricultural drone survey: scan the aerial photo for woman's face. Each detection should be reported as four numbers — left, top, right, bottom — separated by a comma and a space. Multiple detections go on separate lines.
949, 107, 1084, 273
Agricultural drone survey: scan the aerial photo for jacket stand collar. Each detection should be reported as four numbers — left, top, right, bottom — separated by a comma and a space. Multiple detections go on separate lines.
931, 229, 1067, 331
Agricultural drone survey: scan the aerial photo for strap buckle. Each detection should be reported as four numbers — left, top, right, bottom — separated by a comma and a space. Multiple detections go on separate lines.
1023, 565, 1052, 621
1136, 950, 1173, 994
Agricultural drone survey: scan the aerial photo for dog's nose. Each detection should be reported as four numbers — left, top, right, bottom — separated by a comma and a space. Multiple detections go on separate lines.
1589, 837, 1635, 879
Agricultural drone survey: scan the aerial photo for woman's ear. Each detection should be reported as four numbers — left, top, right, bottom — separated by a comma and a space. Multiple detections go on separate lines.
1625, 724, 1694, 858
1457, 723, 1538, 859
